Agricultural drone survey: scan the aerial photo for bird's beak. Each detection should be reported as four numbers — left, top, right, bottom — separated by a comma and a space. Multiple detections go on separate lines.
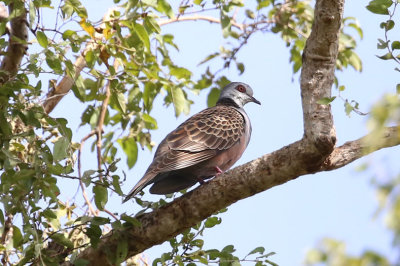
250, 96, 261, 105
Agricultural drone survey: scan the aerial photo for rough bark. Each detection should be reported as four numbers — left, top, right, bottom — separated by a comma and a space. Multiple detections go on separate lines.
72, 0, 397, 264
0, 1, 27, 85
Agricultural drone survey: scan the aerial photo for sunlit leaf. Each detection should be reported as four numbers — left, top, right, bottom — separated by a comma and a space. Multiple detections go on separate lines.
53, 137, 70, 161
93, 184, 108, 211
117, 137, 138, 168
36, 31, 48, 48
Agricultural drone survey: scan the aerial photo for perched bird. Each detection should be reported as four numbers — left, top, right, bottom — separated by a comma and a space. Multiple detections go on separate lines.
123, 82, 260, 202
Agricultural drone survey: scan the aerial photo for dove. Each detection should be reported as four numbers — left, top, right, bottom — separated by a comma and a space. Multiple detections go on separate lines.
123, 82, 260, 202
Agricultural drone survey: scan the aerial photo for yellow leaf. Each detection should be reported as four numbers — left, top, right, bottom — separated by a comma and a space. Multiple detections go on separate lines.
79, 18, 95, 38
103, 27, 111, 40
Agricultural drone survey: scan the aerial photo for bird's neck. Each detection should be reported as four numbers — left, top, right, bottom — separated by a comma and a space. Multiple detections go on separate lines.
216, 97, 241, 108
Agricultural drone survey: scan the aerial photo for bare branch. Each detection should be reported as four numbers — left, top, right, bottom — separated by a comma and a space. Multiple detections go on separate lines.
42, 42, 95, 114
159, 15, 244, 31
323, 126, 400, 171
78, 130, 98, 216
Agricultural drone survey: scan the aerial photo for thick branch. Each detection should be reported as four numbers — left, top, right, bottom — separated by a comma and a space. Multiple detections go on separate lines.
77, 128, 400, 265
0, 2, 27, 85
323, 126, 400, 171
300, 0, 342, 157
42, 42, 95, 114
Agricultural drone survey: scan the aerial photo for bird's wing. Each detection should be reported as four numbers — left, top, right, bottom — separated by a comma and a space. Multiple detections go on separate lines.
148, 105, 246, 172
167, 105, 245, 151
123, 105, 245, 201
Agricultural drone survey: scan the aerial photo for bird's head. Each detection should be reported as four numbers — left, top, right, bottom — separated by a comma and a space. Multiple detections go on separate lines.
217, 82, 261, 108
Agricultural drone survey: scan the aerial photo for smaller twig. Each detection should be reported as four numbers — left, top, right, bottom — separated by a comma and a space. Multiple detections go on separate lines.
95, 60, 120, 180
78, 130, 97, 216
103, 209, 118, 220
78, 130, 96, 178
159, 15, 244, 31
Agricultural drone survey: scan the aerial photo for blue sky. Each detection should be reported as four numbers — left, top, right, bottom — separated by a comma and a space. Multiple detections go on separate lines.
49, 0, 400, 264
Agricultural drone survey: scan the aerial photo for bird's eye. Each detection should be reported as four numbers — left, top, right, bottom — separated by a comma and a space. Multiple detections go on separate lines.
236, 85, 246, 93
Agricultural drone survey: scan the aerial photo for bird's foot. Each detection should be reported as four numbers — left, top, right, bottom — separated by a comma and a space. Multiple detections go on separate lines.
214, 166, 224, 175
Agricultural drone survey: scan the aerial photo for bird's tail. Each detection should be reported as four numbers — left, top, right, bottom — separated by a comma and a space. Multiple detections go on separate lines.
122, 172, 155, 203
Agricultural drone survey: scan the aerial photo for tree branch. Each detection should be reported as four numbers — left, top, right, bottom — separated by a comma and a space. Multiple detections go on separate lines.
42, 42, 96, 114
0, 1, 27, 85
158, 15, 244, 31
323, 126, 400, 171
74, 0, 351, 264
42, 8, 117, 114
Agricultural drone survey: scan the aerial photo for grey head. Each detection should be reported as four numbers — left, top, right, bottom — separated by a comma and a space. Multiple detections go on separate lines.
217, 82, 261, 108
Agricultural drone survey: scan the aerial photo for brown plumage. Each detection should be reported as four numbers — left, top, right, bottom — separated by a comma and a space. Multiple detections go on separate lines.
123, 82, 260, 201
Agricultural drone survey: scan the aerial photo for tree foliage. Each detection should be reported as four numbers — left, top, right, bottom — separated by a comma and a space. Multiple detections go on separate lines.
0, 0, 397, 265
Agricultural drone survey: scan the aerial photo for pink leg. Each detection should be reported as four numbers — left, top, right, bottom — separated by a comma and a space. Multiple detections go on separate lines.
215, 166, 223, 175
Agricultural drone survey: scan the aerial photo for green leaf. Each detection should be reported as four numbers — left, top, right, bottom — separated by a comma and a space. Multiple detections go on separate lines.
93, 184, 108, 211
222, 244, 235, 253
171, 87, 191, 116
144, 16, 161, 34
85, 50, 95, 68
91, 216, 110, 225
115, 239, 128, 264
111, 92, 127, 113
12, 226, 23, 248
377, 38, 388, 49
42, 209, 58, 220
348, 52, 362, 71
366, 0, 392, 15
121, 213, 142, 226
236, 62, 245, 74
158, 0, 175, 19
36, 31, 48, 48
85, 224, 102, 248
247, 246, 265, 256
396, 84, 400, 94
391, 41, 400, 50
53, 136, 70, 161
385, 19, 395, 31
0, 209, 4, 225
170, 67, 191, 80
198, 52, 220, 65
50, 233, 74, 249
112, 175, 123, 195
344, 101, 353, 116
245, 9, 255, 19
134, 23, 150, 51
377, 52, 393, 60
142, 113, 158, 130
205, 216, 221, 228
220, 13, 232, 38
29, 1, 36, 26
347, 22, 363, 39
207, 87, 220, 107
117, 137, 138, 168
